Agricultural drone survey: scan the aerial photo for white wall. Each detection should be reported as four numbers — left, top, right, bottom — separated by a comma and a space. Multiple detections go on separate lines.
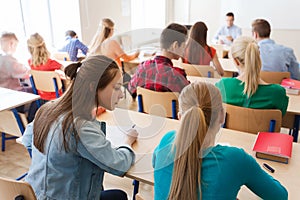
78, 0, 131, 45
172, 0, 300, 60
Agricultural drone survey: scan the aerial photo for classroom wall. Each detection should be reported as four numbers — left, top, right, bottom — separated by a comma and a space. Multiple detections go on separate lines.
78, 0, 131, 46
173, 0, 300, 60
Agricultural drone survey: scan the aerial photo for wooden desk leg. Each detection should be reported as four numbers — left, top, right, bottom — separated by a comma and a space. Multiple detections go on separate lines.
132, 180, 140, 200
292, 115, 300, 142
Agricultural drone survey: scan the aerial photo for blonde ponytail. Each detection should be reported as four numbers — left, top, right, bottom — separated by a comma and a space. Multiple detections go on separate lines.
231, 36, 261, 97
168, 82, 223, 200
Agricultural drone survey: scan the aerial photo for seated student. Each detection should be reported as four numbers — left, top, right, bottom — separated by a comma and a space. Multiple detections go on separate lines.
213, 12, 242, 45
153, 82, 288, 200
23, 55, 138, 200
59, 30, 88, 61
215, 36, 289, 115
128, 23, 190, 96
184, 21, 224, 76
27, 33, 64, 100
0, 32, 30, 91
88, 18, 139, 67
252, 19, 300, 80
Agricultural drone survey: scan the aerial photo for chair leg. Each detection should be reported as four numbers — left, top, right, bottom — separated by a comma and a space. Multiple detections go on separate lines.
2, 132, 5, 151
16, 172, 28, 181
132, 180, 140, 200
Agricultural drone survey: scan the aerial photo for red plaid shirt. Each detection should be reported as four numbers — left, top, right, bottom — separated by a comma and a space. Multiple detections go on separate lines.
128, 56, 189, 94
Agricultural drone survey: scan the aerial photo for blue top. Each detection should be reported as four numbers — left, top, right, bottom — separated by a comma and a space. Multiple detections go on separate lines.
258, 39, 300, 80
215, 78, 289, 115
213, 25, 242, 45
24, 117, 135, 200
153, 131, 288, 200
59, 36, 88, 61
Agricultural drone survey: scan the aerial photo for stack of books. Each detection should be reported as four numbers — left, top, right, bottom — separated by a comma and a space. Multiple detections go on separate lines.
253, 132, 293, 164
281, 78, 300, 95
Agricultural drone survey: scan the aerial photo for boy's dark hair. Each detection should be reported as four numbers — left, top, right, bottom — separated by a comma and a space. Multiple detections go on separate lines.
226, 12, 234, 18
160, 23, 187, 50
65, 30, 77, 38
252, 19, 271, 38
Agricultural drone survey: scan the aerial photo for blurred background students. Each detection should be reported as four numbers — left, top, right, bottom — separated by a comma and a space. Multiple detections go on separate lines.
184, 21, 224, 76
88, 18, 139, 67
252, 19, 300, 80
27, 33, 63, 100
59, 30, 88, 62
0, 32, 30, 91
213, 12, 242, 45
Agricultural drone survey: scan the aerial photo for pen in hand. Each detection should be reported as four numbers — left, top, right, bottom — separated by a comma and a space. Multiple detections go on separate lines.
131, 124, 136, 129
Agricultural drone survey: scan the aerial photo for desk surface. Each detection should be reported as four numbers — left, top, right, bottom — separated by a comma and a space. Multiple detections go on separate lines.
0, 87, 40, 111
99, 108, 300, 199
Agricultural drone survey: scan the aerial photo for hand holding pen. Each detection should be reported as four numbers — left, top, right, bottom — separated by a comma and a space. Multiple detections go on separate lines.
125, 124, 138, 146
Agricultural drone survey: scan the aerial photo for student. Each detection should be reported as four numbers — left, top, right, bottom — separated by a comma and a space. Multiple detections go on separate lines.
27, 33, 64, 100
184, 21, 224, 76
59, 30, 88, 61
252, 19, 300, 80
88, 18, 139, 67
0, 32, 30, 91
152, 82, 288, 200
23, 55, 138, 200
215, 36, 289, 115
213, 12, 242, 45
128, 23, 190, 96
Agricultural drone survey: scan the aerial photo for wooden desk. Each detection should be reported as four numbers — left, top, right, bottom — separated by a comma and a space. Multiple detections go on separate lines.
0, 87, 40, 111
98, 109, 300, 199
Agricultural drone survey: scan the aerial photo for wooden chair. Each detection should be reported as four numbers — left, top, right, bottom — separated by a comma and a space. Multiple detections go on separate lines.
52, 51, 70, 61
0, 177, 37, 200
172, 60, 215, 77
137, 87, 179, 119
30, 70, 64, 105
260, 71, 291, 84
224, 103, 282, 134
0, 109, 31, 180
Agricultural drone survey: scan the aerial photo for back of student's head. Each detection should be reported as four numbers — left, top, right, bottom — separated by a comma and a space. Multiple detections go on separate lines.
160, 23, 187, 50
252, 19, 271, 38
34, 55, 120, 153
185, 21, 210, 64
169, 82, 223, 200
65, 30, 77, 38
27, 33, 50, 66
0, 32, 18, 52
231, 36, 261, 97
89, 18, 115, 55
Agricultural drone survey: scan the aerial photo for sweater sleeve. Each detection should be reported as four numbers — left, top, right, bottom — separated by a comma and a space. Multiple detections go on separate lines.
241, 149, 288, 200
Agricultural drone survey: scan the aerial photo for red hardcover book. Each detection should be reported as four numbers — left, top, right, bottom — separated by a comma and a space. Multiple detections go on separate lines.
281, 78, 300, 89
253, 132, 293, 164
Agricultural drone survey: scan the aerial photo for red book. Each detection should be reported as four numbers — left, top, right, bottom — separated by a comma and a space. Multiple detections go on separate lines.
281, 78, 300, 89
253, 132, 293, 164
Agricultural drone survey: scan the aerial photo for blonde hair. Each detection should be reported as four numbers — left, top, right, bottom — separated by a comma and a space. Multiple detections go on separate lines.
27, 33, 50, 67
168, 82, 223, 200
88, 18, 114, 56
231, 36, 261, 97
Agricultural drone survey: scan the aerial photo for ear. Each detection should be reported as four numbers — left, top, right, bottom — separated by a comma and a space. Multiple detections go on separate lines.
171, 41, 179, 51
177, 112, 181, 120
252, 31, 258, 39
219, 108, 226, 125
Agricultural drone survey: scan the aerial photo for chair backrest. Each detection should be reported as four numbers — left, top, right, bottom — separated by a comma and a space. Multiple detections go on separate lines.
181, 63, 214, 77
224, 103, 282, 134
260, 71, 291, 84
0, 177, 37, 200
0, 110, 27, 137
30, 70, 63, 95
136, 87, 179, 119
52, 51, 70, 61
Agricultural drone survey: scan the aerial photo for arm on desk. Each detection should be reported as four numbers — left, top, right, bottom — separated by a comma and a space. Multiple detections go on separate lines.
240, 149, 288, 200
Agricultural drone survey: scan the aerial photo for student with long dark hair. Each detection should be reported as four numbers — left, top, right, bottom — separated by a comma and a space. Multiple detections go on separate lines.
24, 55, 138, 199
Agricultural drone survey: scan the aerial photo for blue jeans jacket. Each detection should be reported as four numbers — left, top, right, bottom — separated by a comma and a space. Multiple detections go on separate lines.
24, 117, 135, 200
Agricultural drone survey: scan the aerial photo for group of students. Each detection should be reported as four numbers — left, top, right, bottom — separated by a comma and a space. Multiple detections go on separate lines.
0, 15, 294, 199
